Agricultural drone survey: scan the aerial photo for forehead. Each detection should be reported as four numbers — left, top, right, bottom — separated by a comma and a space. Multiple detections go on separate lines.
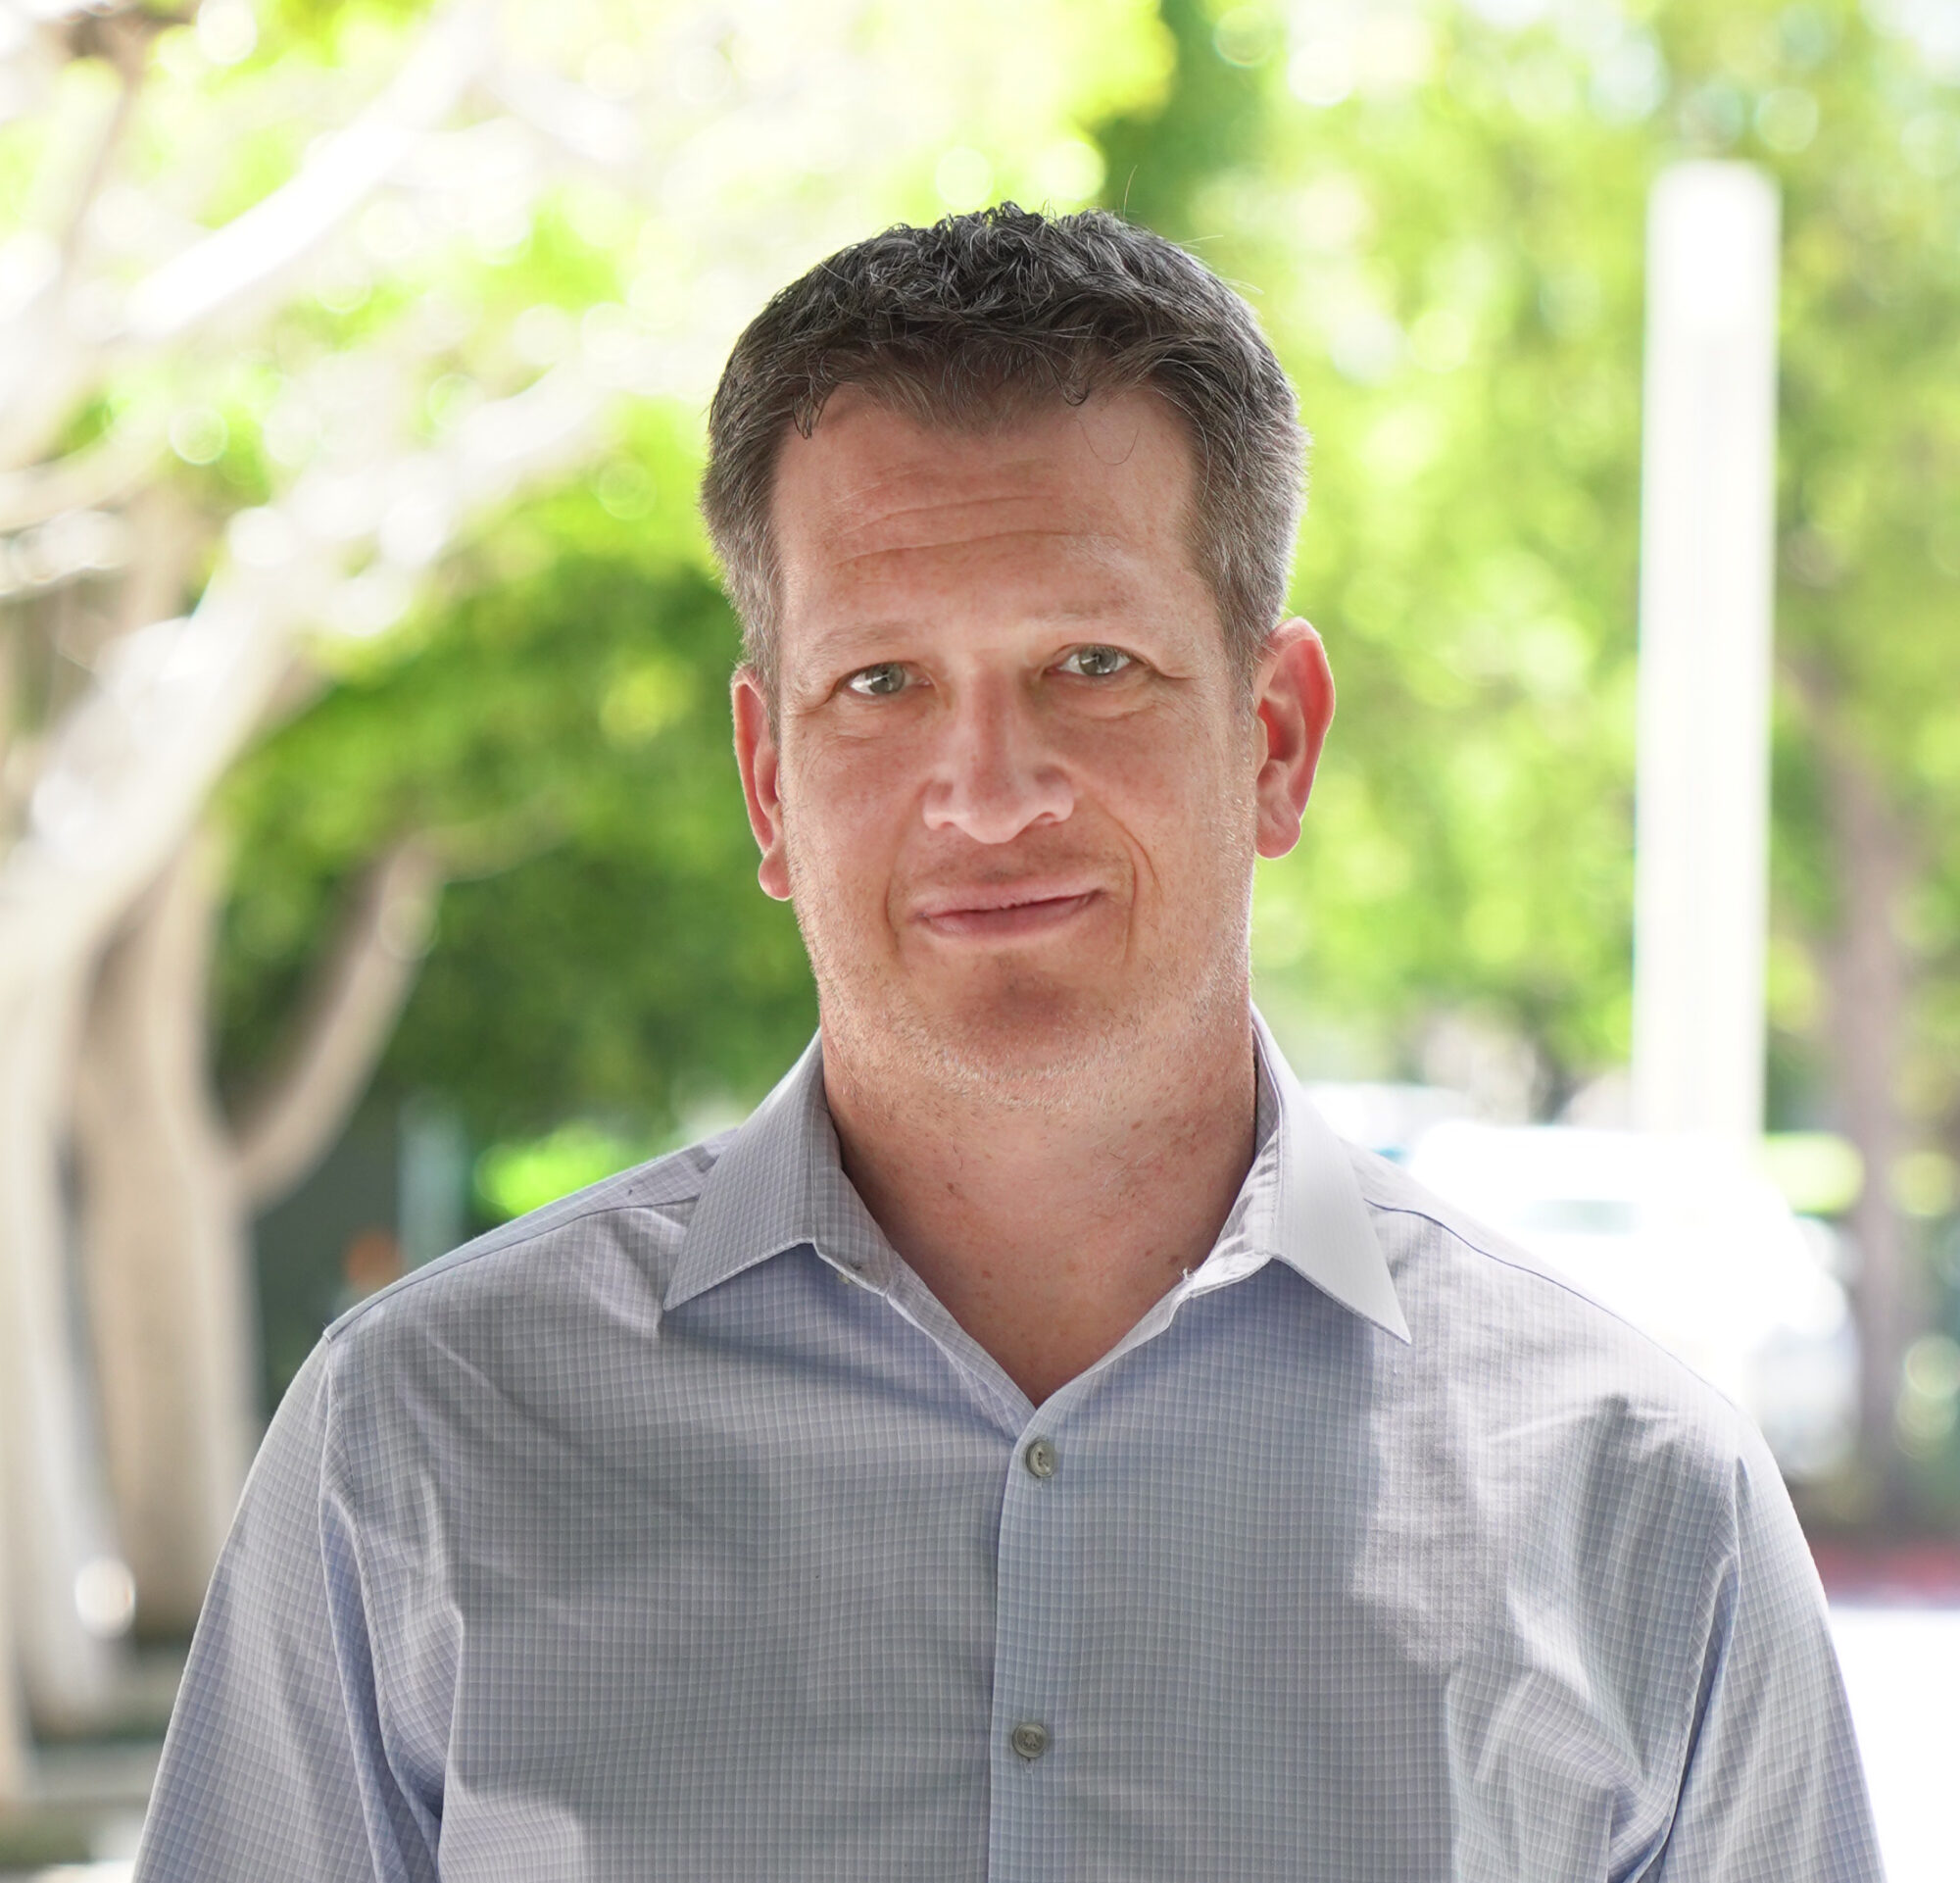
767, 386, 1204, 627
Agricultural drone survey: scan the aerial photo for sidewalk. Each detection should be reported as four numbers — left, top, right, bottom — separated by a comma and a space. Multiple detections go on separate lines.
0, 1651, 176, 1878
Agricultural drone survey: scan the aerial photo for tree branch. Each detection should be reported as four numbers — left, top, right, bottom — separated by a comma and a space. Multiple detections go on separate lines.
0, 8, 167, 473
0, 427, 154, 533
119, 0, 493, 346
0, 0, 493, 471
229, 838, 443, 1213
0, 345, 606, 1000
56, 8, 163, 270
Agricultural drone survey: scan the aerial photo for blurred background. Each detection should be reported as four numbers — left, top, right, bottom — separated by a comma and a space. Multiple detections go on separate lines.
1, 0, 1958, 1873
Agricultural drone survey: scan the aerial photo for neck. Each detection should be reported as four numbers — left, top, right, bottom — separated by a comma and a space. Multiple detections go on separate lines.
820, 1001, 1260, 1404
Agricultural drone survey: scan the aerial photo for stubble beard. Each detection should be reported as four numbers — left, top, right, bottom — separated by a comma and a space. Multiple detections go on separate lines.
784, 830, 1256, 1123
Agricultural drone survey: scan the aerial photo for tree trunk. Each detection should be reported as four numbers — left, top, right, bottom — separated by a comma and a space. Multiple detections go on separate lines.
73, 836, 256, 1634
0, 1494, 21, 1800
0, 580, 297, 1759
1820, 741, 1918, 1516
68, 830, 443, 1633
0, 965, 121, 1733
232, 839, 443, 1213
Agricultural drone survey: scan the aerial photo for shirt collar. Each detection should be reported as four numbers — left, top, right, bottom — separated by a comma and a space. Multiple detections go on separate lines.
667, 1009, 1409, 1346
1245, 1008, 1411, 1342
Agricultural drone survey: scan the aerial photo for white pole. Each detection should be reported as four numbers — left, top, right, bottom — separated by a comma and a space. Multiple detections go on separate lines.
1632, 162, 1781, 1148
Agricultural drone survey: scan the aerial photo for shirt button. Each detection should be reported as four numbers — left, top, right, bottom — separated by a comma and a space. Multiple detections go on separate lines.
1023, 1437, 1057, 1480
1009, 1720, 1051, 1760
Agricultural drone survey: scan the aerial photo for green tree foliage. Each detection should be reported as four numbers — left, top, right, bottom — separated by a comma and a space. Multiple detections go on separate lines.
216, 424, 812, 1147
1100, 1, 1960, 1136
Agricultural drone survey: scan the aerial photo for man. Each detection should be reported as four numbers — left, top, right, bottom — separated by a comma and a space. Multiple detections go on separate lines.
137, 207, 1881, 1880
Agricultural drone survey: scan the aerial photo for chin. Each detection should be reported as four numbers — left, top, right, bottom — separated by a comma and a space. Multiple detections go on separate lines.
808, 916, 1248, 1111
886, 973, 1144, 1105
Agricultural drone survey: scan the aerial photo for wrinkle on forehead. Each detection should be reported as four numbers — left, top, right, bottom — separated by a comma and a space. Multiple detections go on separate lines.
824, 489, 1082, 562
826, 522, 1151, 580
774, 395, 1193, 565
792, 510, 1159, 619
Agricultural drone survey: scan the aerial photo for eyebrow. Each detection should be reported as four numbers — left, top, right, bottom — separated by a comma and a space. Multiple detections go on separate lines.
797, 602, 1136, 668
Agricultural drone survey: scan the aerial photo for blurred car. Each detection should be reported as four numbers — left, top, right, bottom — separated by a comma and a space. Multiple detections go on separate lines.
1404, 1122, 1857, 1480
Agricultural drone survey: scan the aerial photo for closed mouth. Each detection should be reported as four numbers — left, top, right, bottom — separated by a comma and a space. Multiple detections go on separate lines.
911, 885, 1101, 938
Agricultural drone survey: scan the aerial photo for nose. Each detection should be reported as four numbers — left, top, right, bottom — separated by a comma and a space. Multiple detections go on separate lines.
921, 675, 1074, 844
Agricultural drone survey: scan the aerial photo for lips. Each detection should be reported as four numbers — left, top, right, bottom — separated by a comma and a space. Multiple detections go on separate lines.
910, 881, 1102, 940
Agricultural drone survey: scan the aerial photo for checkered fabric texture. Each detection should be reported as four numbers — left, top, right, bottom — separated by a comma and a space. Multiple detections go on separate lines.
135, 1016, 1883, 1881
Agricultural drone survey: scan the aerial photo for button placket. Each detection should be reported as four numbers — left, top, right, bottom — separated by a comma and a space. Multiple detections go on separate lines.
989, 1419, 1073, 1876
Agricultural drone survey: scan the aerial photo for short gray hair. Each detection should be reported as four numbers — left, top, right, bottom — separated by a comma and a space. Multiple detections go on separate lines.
700, 205, 1308, 696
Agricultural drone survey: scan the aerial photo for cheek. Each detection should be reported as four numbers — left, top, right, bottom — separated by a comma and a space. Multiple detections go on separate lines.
1095, 717, 1248, 859
780, 735, 917, 910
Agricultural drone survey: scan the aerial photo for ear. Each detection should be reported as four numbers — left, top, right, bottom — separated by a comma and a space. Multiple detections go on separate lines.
732, 667, 793, 901
1251, 619, 1335, 860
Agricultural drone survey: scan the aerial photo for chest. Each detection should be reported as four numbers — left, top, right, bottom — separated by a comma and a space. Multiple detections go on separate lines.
366, 1373, 1686, 1883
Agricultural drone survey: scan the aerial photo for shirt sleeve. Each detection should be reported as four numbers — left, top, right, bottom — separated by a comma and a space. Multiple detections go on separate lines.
1645, 1423, 1886, 1882
133, 1338, 437, 1883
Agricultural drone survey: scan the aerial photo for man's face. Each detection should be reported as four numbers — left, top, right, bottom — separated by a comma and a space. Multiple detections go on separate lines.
732, 386, 1329, 1100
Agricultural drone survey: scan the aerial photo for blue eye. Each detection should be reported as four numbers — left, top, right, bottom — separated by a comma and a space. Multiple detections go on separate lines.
845, 663, 911, 697
1059, 645, 1132, 678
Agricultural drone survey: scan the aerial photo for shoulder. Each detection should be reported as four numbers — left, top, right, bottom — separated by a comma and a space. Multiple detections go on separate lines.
1339, 1156, 1860, 1872
317, 1129, 736, 1386
1347, 1143, 1772, 1508
1343, 1147, 1820, 1684
1351, 1139, 1732, 1378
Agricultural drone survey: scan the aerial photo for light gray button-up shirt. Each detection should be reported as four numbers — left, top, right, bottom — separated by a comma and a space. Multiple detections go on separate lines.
136, 1015, 1883, 1881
